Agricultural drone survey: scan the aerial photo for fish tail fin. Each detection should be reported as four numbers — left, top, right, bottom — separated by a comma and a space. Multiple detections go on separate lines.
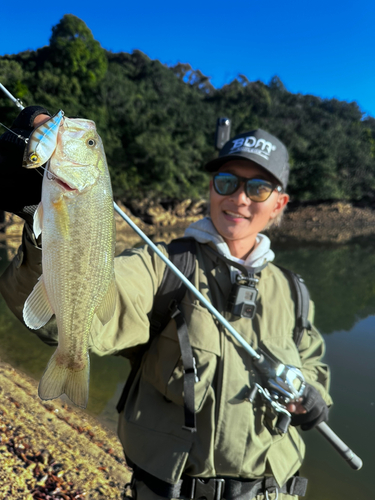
38, 351, 90, 409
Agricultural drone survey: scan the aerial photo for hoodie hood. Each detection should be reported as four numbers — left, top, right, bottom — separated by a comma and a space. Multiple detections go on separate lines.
184, 217, 275, 280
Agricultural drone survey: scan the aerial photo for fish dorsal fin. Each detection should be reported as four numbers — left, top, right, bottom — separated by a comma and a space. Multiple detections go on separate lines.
33, 202, 43, 238
23, 275, 54, 329
96, 277, 117, 325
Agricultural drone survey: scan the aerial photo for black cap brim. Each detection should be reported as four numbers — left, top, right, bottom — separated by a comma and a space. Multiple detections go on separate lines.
204, 154, 284, 187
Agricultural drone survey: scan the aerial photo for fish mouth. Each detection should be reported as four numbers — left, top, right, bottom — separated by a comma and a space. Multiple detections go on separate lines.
46, 165, 77, 192
55, 177, 77, 192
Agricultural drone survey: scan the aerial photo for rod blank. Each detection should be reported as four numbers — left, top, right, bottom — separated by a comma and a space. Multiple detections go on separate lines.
0, 83, 24, 109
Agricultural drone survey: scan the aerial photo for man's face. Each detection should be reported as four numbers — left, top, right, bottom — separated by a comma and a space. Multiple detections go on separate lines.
209, 160, 289, 253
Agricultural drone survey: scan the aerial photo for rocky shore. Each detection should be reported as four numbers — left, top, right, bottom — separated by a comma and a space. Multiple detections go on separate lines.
269, 201, 375, 243
115, 198, 375, 243
3, 199, 375, 256
115, 199, 375, 249
1, 199, 375, 498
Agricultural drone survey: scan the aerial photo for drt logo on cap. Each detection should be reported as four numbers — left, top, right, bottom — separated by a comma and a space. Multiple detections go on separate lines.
229, 136, 277, 160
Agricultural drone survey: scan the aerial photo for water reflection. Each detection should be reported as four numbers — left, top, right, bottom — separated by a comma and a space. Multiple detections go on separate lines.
273, 236, 375, 334
272, 238, 374, 499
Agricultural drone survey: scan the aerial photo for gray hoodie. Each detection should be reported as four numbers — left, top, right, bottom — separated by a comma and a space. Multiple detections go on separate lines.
184, 217, 275, 282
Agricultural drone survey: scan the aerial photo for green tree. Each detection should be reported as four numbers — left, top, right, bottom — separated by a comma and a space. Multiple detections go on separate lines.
2, 16, 375, 205
49, 14, 107, 87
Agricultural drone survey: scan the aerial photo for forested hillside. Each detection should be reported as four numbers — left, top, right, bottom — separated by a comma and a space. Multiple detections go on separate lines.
1, 14, 375, 205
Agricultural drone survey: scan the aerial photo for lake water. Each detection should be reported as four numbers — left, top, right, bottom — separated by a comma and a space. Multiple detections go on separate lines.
0, 233, 373, 499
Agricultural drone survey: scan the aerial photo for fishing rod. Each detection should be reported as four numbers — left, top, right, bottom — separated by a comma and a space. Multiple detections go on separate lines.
0, 83, 24, 109
0, 83, 363, 470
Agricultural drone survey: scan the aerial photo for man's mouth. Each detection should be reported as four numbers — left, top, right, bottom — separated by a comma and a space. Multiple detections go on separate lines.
223, 210, 248, 219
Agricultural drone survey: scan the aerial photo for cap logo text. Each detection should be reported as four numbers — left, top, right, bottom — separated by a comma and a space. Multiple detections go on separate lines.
229, 136, 277, 160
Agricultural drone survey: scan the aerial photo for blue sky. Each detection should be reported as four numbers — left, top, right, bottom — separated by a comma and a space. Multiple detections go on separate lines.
1, 1, 375, 116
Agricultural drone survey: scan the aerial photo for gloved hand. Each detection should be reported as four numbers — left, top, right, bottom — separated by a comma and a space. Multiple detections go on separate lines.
0, 105, 51, 221
291, 383, 329, 431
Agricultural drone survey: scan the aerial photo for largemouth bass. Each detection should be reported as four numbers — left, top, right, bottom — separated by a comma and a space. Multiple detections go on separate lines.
23, 115, 116, 408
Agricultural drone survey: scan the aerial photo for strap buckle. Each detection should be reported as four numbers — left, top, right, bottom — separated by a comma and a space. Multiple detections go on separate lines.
188, 478, 225, 500
183, 356, 199, 383
264, 478, 279, 500
265, 490, 278, 500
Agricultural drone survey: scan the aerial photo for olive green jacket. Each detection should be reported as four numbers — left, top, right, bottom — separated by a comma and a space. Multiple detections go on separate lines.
0, 226, 332, 488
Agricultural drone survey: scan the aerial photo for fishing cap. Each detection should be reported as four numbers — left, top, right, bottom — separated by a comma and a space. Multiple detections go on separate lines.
204, 129, 290, 190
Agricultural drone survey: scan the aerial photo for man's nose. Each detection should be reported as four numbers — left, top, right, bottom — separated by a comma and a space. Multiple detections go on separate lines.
230, 183, 251, 204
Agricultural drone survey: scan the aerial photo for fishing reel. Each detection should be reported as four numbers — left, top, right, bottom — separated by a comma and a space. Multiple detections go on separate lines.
249, 349, 306, 434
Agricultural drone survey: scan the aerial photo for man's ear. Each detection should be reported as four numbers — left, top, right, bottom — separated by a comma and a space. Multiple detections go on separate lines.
270, 193, 289, 219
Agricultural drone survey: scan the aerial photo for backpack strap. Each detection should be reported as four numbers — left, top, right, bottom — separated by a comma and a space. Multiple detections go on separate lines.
275, 265, 312, 347
154, 237, 197, 431
149, 237, 197, 336
116, 238, 197, 418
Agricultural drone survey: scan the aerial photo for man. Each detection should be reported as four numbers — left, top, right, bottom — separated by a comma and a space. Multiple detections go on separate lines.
0, 106, 331, 500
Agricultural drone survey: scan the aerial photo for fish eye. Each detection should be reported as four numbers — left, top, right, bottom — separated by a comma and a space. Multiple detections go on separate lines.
87, 138, 96, 147
29, 153, 39, 163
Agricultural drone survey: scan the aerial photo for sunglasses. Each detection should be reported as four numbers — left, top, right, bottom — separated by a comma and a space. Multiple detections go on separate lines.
213, 172, 282, 202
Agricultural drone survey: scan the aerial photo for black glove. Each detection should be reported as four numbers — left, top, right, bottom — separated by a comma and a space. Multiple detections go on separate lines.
0, 105, 51, 218
291, 383, 329, 431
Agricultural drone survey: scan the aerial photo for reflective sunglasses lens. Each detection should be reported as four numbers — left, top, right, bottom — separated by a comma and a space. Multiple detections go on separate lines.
213, 173, 238, 195
245, 179, 274, 202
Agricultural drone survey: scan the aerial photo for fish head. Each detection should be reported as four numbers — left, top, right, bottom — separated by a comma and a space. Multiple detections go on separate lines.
47, 117, 106, 198
23, 110, 64, 168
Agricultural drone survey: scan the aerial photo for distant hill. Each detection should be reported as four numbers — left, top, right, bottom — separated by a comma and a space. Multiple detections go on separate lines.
1, 14, 375, 204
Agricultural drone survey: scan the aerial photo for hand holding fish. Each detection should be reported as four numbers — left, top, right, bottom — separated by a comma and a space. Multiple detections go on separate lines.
0, 105, 51, 215
33, 113, 51, 128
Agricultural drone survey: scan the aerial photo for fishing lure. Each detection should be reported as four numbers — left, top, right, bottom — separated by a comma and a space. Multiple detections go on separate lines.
22, 110, 64, 168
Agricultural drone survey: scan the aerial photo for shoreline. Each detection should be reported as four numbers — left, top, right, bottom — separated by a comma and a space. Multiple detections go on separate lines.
3, 201, 375, 254
267, 201, 375, 243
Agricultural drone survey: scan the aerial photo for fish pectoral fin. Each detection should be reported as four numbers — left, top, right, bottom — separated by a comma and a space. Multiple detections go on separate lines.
33, 202, 43, 238
38, 350, 90, 409
95, 277, 117, 325
23, 275, 54, 329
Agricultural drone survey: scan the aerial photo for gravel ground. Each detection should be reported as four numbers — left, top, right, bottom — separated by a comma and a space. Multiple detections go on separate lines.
0, 361, 131, 500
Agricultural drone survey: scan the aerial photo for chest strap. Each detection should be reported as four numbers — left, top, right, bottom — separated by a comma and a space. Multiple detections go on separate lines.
132, 466, 308, 499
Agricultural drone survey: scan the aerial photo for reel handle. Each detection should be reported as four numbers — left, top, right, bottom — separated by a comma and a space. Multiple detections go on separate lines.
276, 412, 291, 434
